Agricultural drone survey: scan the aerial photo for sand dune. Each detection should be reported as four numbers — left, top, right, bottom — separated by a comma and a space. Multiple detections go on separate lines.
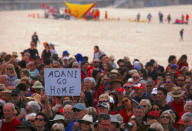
0, 5, 192, 67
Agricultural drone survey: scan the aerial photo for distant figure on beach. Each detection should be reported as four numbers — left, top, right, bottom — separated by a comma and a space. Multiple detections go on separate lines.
158, 11, 163, 23
32, 32, 40, 47
167, 14, 171, 24
186, 14, 189, 24
147, 13, 152, 23
181, 14, 185, 24
136, 13, 140, 22
93, 45, 105, 60
105, 11, 108, 19
180, 29, 184, 41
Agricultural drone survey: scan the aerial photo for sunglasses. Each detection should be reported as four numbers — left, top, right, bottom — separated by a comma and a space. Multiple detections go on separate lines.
28, 119, 35, 123
73, 109, 81, 112
141, 105, 147, 108
119, 65, 125, 67
153, 108, 159, 111
11, 94, 18, 97
81, 121, 91, 125
122, 99, 129, 104
124, 86, 131, 89
35, 118, 44, 121
133, 76, 139, 79
7, 68, 13, 70
161, 116, 170, 119
147, 115, 156, 119
99, 101, 108, 103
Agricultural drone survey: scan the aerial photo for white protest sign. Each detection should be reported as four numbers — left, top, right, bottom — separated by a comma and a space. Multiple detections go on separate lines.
44, 68, 81, 96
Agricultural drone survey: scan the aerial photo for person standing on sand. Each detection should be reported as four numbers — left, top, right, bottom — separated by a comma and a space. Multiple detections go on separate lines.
167, 14, 171, 24
180, 29, 184, 41
147, 13, 152, 23
32, 32, 40, 48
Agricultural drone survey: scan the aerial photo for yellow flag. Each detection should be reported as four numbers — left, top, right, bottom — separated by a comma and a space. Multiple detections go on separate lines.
64, 1, 96, 18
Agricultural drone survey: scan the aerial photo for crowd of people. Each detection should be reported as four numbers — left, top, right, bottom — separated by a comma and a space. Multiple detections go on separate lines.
0, 38, 192, 131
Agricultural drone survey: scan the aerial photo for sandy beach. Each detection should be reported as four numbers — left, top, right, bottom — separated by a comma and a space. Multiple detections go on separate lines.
0, 5, 192, 67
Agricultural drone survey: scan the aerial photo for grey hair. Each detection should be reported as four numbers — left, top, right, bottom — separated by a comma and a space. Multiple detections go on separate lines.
140, 99, 152, 110
72, 61, 79, 67
25, 112, 36, 121
27, 101, 41, 113
51, 123, 65, 131
84, 77, 96, 87
182, 112, 192, 121
150, 122, 164, 131
63, 104, 72, 113
134, 105, 145, 113
184, 100, 192, 111
4, 103, 15, 111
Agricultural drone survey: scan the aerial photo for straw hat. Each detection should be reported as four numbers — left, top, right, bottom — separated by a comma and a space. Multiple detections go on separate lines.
50, 115, 65, 122
26, 93, 41, 104
78, 114, 93, 124
107, 72, 122, 84
168, 87, 185, 98
32, 81, 44, 89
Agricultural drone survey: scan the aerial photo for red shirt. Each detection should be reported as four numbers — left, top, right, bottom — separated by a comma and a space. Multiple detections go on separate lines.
1, 117, 21, 131
169, 99, 184, 119
119, 109, 133, 123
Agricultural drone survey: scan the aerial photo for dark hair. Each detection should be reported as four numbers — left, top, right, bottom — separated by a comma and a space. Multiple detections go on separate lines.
36, 112, 48, 122
16, 83, 27, 91
152, 102, 161, 109
178, 54, 187, 64
81, 61, 89, 66
94, 45, 99, 50
83, 56, 88, 62
0, 58, 3, 64
98, 113, 110, 122
117, 59, 125, 65
145, 61, 154, 68
92, 69, 102, 79
168, 55, 176, 63
147, 128, 158, 131
157, 87, 167, 96
20, 69, 30, 77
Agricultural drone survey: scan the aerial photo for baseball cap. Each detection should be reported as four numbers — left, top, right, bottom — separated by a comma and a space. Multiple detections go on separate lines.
97, 102, 110, 110
62, 50, 69, 56
72, 103, 86, 110
151, 88, 158, 95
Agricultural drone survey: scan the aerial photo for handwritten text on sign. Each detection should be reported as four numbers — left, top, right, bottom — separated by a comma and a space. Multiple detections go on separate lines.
44, 68, 81, 96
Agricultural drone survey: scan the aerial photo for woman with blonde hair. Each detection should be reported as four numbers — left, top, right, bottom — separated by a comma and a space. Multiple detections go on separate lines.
140, 99, 152, 115
5, 64, 18, 86
160, 110, 177, 131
